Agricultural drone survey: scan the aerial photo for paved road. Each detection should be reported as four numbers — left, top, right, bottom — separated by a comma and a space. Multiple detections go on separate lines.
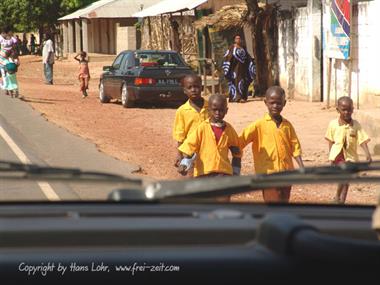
0, 92, 141, 201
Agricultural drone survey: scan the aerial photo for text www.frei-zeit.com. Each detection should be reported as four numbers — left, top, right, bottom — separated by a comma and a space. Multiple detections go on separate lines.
18, 262, 180, 276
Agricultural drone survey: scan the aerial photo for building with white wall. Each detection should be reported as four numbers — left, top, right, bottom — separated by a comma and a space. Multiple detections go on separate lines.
322, 0, 380, 108
277, 0, 380, 109
57, 0, 160, 55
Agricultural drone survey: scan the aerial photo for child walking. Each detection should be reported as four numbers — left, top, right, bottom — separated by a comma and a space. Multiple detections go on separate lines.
178, 94, 242, 201
239, 86, 304, 203
325, 96, 371, 204
0, 26, 18, 91
3, 61, 19, 98
74, 51, 90, 98
173, 74, 209, 170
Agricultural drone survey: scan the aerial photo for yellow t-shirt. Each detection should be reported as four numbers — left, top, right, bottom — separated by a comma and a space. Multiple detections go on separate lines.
239, 113, 302, 174
178, 120, 242, 177
325, 118, 370, 162
172, 99, 209, 143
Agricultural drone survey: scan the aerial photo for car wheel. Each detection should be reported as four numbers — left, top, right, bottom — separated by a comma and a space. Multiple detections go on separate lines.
121, 83, 134, 108
99, 81, 110, 103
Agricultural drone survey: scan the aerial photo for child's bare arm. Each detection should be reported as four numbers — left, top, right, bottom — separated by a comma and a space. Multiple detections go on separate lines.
327, 140, 334, 165
360, 142, 372, 162
74, 54, 80, 62
174, 142, 183, 167
229, 145, 242, 175
231, 157, 241, 176
327, 140, 333, 152
294, 156, 305, 170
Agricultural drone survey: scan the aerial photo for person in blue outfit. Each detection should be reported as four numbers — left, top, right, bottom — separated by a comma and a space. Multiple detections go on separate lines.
222, 34, 256, 103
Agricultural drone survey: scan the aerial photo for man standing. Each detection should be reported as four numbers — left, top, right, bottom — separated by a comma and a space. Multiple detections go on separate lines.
30, 34, 36, 54
42, 33, 54, 85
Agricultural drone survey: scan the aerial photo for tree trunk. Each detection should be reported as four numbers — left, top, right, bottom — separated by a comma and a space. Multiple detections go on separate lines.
169, 18, 181, 53
246, 0, 279, 96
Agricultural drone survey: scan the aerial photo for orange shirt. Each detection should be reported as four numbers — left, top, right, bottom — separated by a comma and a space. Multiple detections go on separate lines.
239, 113, 302, 174
172, 99, 209, 143
179, 120, 242, 177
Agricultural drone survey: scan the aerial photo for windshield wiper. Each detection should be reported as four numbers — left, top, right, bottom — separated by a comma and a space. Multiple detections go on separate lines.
0, 160, 142, 185
142, 161, 380, 200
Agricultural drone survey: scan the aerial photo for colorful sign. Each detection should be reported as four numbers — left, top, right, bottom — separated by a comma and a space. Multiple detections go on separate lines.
326, 0, 351, 59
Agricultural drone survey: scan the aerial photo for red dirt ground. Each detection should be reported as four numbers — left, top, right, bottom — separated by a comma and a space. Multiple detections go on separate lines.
14, 55, 379, 204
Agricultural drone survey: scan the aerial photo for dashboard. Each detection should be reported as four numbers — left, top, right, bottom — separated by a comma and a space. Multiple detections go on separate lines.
0, 202, 378, 284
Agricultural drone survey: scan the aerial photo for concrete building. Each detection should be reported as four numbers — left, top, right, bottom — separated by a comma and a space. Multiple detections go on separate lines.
276, 0, 380, 110
57, 0, 160, 56
275, 0, 379, 154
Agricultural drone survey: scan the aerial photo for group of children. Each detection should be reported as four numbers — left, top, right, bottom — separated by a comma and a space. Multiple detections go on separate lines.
0, 27, 90, 99
0, 26, 20, 98
173, 74, 372, 204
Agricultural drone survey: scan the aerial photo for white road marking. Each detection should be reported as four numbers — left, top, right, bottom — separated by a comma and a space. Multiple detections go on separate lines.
0, 125, 60, 201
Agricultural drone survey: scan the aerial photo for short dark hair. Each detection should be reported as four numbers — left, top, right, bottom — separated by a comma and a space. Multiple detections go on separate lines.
208, 93, 227, 106
180, 74, 201, 87
3, 25, 12, 34
337, 96, 353, 106
265, 85, 286, 99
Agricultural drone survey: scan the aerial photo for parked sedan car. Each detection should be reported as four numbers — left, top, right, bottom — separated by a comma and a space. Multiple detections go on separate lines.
99, 50, 195, 108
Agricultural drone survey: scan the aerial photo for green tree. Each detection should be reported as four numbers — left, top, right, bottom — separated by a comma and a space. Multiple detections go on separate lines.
0, 0, 97, 32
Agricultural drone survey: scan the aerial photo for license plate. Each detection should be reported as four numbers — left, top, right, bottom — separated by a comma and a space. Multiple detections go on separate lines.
157, 79, 178, 85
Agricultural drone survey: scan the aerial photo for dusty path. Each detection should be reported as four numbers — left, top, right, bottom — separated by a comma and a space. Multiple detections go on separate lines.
13, 55, 379, 204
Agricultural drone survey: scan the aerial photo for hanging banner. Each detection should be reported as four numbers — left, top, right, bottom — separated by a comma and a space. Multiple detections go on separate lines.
326, 0, 351, 59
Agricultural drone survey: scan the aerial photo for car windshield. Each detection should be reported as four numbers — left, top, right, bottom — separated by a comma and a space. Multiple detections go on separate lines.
135, 52, 186, 67
0, 0, 379, 207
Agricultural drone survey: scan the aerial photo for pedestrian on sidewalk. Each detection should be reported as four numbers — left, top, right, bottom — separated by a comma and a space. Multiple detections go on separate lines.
14, 35, 21, 56
21, 33, 29, 55
172, 74, 210, 171
0, 26, 18, 91
325, 96, 372, 204
239, 86, 304, 203
222, 34, 255, 103
30, 34, 36, 55
178, 94, 242, 201
42, 33, 54, 85
74, 51, 90, 98
3, 61, 19, 98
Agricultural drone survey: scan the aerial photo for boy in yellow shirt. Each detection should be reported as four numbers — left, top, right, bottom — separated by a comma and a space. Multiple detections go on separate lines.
239, 86, 304, 203
178, 94, 242, 179
173, 74, 209, 169
325, 96, 371, 204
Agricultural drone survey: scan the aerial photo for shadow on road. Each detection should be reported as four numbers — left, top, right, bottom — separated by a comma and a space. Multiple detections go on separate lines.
111, 100, 182, 110
19, 97, 72, 104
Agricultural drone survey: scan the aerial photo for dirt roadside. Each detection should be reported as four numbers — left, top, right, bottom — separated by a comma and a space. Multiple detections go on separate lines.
13, 55, 379, 204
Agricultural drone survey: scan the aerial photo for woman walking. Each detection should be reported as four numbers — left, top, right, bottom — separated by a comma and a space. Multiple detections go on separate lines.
222, 35, 255, 103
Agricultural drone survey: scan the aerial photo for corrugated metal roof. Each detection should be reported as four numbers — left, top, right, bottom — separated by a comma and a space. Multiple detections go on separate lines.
264, 0, 308, 10
132, 0, 207, 17
58, 0, 161, 20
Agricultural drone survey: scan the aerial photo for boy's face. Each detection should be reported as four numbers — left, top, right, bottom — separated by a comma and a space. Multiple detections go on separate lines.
337, 100, 353, 122
209, 99, 228, 123
183, 77, 202, 100
264, 92, 286, 117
